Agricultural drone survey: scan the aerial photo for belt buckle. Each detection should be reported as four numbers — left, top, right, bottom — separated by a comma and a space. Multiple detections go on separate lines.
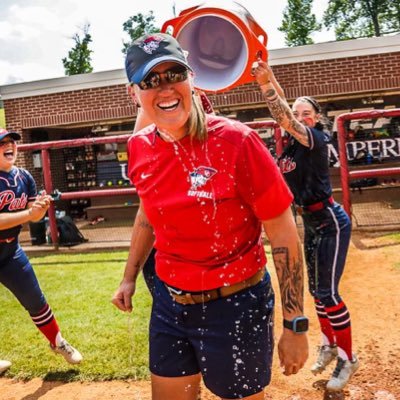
166, 285, 183, 296
166, 285, 197, 305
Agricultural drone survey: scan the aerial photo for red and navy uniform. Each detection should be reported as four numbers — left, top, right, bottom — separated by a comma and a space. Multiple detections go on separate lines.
0, 167, 59, 345
279, 129, 332, 207
128, 114, 293, 291
279, 127, 353, 360
0, 167, 36, 243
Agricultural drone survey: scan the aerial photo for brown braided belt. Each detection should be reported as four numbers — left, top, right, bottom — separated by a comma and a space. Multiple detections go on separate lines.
165, 268, 266, 305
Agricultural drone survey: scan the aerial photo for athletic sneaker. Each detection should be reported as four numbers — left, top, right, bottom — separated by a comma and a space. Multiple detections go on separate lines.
0, 359, 11, 373
326, 355, 360, 391
311, 344, 338, 374
50, 339, 83, 364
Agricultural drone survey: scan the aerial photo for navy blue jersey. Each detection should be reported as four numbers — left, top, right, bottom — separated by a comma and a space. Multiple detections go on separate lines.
278, 128, 332, 206
0, 167, 37, 239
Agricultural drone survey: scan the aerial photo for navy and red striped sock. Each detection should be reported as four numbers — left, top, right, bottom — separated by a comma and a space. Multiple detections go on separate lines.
315, 299, 336, 345
325, 301, 353, 360
30, 303, 61, 347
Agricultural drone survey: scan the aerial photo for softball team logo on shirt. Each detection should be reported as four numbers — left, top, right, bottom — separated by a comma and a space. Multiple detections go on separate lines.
279, 156, 297, 174
0, 191, 28, 211
188, 166, 217, 199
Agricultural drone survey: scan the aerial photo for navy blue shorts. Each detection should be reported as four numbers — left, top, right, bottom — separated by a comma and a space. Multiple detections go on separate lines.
149, 272, 275, 398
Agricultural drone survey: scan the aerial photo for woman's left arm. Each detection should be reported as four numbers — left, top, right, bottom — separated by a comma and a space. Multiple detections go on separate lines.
262, 206, 309, 375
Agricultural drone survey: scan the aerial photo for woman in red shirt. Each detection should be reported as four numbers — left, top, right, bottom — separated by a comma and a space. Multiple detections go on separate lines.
112, 33, 308, 400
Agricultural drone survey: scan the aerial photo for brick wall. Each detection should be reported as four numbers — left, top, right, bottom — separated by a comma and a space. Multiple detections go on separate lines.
4, 84, 136, 134
4, 51, 400, 134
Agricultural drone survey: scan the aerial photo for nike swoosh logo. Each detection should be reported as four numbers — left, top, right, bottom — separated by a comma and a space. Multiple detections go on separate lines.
141, 172, 152, 179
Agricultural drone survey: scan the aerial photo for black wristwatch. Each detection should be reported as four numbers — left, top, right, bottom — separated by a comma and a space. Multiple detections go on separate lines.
283, 317, 309, 333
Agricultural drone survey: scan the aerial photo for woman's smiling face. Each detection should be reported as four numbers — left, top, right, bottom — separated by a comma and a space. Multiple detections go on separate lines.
133, 61, 193, 141
0, 139, 17, 172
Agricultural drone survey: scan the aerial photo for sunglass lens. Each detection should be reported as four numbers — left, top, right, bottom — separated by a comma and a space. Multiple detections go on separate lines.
166, 66, 188, 83
139, 72, 161, 90
138, 66, 188, 90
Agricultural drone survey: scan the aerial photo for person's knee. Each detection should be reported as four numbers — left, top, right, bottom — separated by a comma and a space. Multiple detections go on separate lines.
317, 293, 342, 308
24, 295, 47, 315
220, 390, 266, 400
151, 373, 201, 400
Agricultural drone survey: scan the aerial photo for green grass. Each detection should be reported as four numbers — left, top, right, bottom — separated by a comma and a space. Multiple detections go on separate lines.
379, 233, 400, 270
385, 232, 400, 242
0, 251, 152, 381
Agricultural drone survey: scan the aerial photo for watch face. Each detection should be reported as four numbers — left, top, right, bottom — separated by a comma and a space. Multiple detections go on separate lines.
294, 318, 309, 332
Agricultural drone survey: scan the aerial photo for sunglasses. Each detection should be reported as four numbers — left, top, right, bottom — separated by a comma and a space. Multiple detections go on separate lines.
137, 66, 189, 90
0, 139, 16, 147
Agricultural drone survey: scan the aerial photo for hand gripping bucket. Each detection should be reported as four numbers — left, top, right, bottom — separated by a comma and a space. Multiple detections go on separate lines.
161, 1, 268, 92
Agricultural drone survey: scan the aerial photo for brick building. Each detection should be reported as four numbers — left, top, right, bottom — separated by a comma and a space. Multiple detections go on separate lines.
1, 35, 399, 218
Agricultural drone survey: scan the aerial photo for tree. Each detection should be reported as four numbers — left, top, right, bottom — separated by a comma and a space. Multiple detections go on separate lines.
279, 0, 321, 46
122, 11, 160, 54
323, 0, 399, 40
386, 1, 400, 33
62, 24, 93, 76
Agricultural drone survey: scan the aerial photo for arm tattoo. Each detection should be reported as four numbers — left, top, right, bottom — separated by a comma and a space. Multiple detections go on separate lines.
272, 246, 304, 314
265, 96, 310, 147
131, 262, 142, 280
138, 215, 153, 230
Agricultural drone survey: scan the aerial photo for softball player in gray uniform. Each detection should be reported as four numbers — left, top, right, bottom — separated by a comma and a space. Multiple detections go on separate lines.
0, 129, 82, 373
253, 62, 359, 392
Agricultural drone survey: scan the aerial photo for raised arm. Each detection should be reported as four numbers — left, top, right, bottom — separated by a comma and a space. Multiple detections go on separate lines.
262, 206, 308, 375
253, 61, 310, 147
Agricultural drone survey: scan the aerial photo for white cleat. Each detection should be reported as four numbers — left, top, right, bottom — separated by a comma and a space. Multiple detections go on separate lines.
311, 344, 338, 375
51, 339, 83, 365
326, 355, 360, 391
0, 359, 11, 373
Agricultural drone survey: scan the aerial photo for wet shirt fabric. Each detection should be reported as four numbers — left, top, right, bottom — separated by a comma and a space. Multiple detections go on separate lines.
278, 127, 332, 207
128, 115, 293, 291
0, 167, 36, 240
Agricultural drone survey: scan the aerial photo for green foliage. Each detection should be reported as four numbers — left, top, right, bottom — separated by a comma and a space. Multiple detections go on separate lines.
62, 24, 94, 76
122, 11, 160, 55
279, 0, 321, 46
0, 251, 152, 381
323, 0, 399, 40
386, 1, 400, 32
0, 108, 5, 129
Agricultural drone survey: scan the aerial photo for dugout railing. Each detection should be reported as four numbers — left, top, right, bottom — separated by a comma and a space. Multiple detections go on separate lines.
18, 111, 400, 250
336, 108, 400, 225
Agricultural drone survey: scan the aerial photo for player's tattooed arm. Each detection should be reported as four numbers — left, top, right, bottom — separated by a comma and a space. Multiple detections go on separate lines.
263, 208, 305, 319
123, 202, 155, 282
272, 244, 304, 316
262, 86, 310, 147
137, 212, 153, 231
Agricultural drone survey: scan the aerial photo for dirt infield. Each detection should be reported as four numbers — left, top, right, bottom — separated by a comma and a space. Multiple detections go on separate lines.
1, 232, 399, 400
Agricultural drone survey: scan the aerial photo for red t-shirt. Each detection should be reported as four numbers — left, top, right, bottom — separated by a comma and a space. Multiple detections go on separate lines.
128, 115, 293, 291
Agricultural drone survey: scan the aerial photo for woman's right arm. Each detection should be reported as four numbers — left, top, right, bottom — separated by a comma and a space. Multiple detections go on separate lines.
253, 61, 310, 147
111, 201, 155, 312
0, 193, 51, 230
